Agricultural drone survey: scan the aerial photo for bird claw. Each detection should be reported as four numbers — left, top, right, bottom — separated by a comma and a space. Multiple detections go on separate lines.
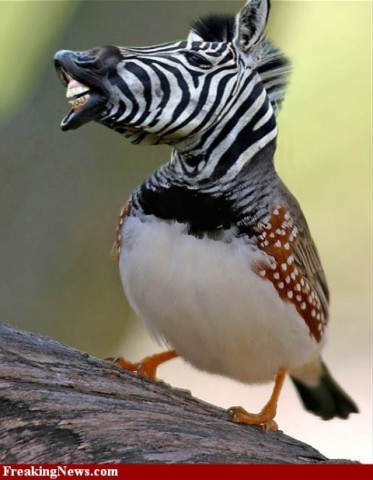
105, 356, 155, 378
228, 406, 246, 422
106, 350, 178, 381
228, 406, 278, 432
260, 419, 278, 432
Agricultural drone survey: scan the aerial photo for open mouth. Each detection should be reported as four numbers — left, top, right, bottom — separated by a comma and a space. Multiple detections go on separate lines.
66, 77, 91, 111
55, 51, 107, 131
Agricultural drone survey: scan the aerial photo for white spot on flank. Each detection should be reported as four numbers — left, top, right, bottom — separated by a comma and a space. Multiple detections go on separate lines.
274, 240, 281, 248
281, 263, 287, 271
284, 242, 290, 250
259, 270, 266, 277
285, 276, 291, 284
300, 302, 306, 310
287, 291, 293, 299
273, 209, 279, 215
278, 282, 284, 289
273, 273, 280, 280
296, 295, 302, 302
311, 309, 316, 317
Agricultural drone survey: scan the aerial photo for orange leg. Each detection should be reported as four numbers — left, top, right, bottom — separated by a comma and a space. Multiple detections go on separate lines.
228, 369, 288, 432
106, 350, 178, 381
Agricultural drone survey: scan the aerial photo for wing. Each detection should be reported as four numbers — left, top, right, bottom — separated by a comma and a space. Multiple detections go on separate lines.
252, 203, 329, 343
112, 197, 133, 261
291, 212, 329, 320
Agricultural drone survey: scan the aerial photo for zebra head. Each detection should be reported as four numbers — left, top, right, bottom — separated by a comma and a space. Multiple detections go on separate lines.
55, 0, 289, 149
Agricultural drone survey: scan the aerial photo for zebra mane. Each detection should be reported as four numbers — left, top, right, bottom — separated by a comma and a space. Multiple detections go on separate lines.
190, 14, 291, 116
191, 14, 236, 42
251, 40, 291, 116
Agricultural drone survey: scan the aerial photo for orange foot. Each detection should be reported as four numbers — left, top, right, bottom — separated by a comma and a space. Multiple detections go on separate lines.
228, 369, 287, 432
106, 350, 178, 381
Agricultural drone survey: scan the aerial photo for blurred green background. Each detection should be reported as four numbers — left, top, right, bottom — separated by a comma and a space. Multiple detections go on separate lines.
0, 0, 371, 463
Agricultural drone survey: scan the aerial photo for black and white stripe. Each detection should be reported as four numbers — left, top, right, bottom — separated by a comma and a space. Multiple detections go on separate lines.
97, 4, 291, 234
56, 1, 290, 235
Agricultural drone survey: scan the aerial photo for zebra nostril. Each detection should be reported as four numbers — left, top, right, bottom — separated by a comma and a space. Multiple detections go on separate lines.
75, 51, 98, 65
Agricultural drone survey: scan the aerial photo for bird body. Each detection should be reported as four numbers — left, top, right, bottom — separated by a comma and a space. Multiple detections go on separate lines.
119, 213, 324, 384
54, 0, 358, 428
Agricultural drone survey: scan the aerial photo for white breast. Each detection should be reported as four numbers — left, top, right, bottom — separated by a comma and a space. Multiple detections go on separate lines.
119, 215, 325, 384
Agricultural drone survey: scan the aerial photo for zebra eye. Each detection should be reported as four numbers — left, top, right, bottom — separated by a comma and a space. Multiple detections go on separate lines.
185, 52, 212, 69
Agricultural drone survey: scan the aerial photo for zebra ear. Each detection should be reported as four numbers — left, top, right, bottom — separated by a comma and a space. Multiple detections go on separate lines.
187, 29, 204, 43
234, 0, 270, 53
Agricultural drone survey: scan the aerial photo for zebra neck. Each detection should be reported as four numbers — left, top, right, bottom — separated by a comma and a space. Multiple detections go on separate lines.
135, 140, 279, 237
171, 74, 278, 184
134, 75, 280, 234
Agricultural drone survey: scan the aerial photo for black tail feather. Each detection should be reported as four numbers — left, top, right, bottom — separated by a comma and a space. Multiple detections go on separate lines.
291, 362, 359, 420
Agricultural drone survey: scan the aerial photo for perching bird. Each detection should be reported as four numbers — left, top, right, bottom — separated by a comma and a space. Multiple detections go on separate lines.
54, 0, 358, 430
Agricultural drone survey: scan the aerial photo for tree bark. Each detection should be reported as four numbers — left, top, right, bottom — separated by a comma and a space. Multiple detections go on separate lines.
0, 322, 356, 464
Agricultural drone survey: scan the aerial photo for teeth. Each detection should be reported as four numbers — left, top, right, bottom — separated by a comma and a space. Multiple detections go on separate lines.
69, 93, 90, 110
66, 86, 90, 99
66, 79, 90, 99
66, 78, 90, 110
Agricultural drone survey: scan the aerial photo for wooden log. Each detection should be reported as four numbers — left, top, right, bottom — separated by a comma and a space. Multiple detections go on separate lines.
0, 323, 356, 463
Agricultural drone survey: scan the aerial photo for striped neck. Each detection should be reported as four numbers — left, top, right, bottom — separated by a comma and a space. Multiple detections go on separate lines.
169, 71, 277, 186
135, 140, 279, 238
134, 71, 280, 235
